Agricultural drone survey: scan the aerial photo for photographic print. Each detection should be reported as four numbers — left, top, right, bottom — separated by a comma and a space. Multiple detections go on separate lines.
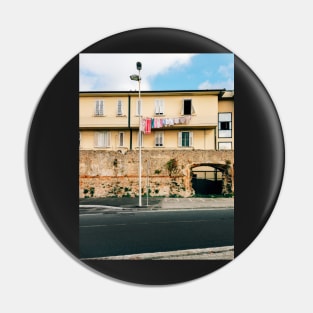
79, 54, 234, 260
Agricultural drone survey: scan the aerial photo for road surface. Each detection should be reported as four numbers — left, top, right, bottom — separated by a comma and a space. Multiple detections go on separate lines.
80, 209, 233, 259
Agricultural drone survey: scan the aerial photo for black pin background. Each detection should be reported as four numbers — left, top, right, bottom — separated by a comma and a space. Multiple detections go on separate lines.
27, 28, 284, 285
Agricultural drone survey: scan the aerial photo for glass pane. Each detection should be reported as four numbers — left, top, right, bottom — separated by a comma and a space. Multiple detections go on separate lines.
219, 142, 232, 150
219, 130, 232, 138
219, 113, 231, 122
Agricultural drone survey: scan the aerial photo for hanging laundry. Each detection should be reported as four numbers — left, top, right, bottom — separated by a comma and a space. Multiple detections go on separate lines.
145, 118, 151, 134
159, 118, 163, 128
185, 116, 191, 124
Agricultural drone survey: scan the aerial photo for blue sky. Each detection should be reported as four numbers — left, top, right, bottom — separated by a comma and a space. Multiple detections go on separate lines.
80, 53, 234, 92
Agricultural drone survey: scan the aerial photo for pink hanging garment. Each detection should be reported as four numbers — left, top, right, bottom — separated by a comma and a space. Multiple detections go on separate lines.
140, 118, 146, 133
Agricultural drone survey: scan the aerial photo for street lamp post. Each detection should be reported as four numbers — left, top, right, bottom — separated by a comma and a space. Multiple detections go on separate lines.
130, 62, 142, 207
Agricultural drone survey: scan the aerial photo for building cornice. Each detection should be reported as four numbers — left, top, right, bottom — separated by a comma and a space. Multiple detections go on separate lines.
80, 89, 232, 97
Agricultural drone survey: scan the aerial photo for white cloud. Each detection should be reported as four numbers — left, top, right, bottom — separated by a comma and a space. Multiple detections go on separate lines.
79, 54, 195, 91
218, 63, 234, 79
198, 78, 234, 90
198, 61, 234, 90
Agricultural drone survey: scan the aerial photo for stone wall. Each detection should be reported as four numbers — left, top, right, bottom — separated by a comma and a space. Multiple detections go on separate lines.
79, 149, 234, 198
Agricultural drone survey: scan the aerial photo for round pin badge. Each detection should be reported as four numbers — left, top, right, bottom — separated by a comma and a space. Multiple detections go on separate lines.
27, 28, 284, 285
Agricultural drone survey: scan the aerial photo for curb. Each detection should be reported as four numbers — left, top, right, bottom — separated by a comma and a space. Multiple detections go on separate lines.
79, 205, 234, 214
81, 246, 234, 260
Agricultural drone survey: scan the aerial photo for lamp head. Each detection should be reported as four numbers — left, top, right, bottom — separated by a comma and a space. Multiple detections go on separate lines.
130, 74, 140, 81
136, 62, 142, 71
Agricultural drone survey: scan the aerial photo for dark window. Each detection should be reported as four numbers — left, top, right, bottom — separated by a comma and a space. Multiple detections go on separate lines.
183, 99, 192, 115
220, 121, 230, 130
182, 132, 189, 147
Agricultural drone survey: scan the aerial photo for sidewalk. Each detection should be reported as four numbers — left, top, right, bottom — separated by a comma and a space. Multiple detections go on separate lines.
79, 197, 234, 213
81, 246, 234, 260
160, 197, 233, 209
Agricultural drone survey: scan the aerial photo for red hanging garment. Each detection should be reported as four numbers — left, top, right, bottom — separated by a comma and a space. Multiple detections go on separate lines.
145, 118, 151, 134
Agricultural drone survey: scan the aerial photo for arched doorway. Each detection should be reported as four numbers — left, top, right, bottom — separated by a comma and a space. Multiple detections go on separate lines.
191, 165, 223, 195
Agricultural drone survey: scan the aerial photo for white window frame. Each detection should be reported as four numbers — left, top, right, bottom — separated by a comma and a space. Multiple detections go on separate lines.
118, 132, 124, 147
117, 99, 123, 116
178, 131, 193, 147
155, 131, 164, 147
137, 131, 144, 147
218, 142, 232, 150
218, 112, 232, 138
154, 99, 165, 115
95, 100, 104, 116
94, 131, 111, 148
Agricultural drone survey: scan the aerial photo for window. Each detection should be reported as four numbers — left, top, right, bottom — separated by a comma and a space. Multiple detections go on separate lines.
181, 99, 195, 115
154, 99, 165, 115
218, 142, 232, 150
95, 131, 110, 147
178, 131, 193, 147
137, 132, 144, 147
218, 113, 232, 138
118, 132, 124, 147
136, 99, 142, 116
155, 131, 164, 147
95, 100, 104, 116
117, 100, 123, 116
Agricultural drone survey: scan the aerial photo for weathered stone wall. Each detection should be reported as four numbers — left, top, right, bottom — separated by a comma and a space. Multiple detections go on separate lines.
79, 149, 234, 198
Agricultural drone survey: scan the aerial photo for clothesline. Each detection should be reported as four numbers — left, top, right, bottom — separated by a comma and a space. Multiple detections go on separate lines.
140, 116, 191, 134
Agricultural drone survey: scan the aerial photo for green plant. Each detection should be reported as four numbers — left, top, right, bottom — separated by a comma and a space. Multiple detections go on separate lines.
154, 169, 161, 174
89, 187, 95, 197
166, 158, 178, 177
169, 193, 182, 198
113, 158, 118, 167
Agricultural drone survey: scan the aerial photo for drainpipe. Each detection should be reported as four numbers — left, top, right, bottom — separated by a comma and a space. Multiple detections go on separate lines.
214, 127, 216, 150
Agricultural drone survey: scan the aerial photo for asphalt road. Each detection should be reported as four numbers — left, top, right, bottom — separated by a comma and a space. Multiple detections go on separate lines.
80, 209, 233, 259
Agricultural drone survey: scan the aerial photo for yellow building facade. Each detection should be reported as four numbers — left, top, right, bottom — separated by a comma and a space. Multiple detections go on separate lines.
79, 90, 234, 152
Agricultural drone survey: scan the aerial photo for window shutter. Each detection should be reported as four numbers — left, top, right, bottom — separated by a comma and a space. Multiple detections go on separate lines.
95, 101, 99, 115
160, 132, 164, 146
107, 132, 111, 147
191, 104, 195, 114
178, 132, 182, 147
95, 100, 104, 116
155, 99, 164, 115
119, 132, 124, 146
117, 100, 123, 115
95, 131, 103, 147
154, 100, 158, 114
181, 101, 184, 115
189, 132, 193, 147
160, 100, 164, 114
101, 100, 104, 115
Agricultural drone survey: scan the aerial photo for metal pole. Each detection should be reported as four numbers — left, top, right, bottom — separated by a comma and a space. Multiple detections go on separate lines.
146, 159, 149, 207
138, 70, 142, 207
